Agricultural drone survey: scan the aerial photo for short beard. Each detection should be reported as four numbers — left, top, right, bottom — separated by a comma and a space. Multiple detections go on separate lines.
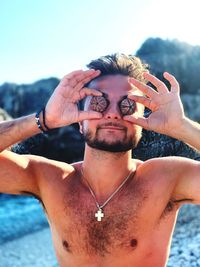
83, 129, 140, 153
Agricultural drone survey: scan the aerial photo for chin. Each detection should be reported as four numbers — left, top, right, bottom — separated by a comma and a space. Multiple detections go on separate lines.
84, 136, 139, 153
83, 127, 142, 153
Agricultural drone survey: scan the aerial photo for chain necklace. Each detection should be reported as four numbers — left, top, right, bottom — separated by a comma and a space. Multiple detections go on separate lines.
81, 167, 135, 222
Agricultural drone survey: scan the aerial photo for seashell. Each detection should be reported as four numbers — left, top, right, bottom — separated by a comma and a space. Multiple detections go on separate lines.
90, 95, 109, 113
119, 98, 136, 115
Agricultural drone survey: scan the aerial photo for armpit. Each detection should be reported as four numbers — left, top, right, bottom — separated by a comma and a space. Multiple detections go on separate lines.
161, 197, 194, 219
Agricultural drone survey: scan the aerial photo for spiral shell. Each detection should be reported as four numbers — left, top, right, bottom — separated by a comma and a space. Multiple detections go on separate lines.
90, 95, 109, 113
119, 98, 136, 115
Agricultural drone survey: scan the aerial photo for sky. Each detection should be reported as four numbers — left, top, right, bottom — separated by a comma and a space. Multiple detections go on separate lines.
0, 0, 200, 85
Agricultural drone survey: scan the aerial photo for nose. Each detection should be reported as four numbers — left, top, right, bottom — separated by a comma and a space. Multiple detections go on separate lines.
104, 102, 122, 120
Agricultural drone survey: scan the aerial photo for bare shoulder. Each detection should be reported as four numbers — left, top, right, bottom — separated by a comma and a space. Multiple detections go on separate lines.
1, 149, 75, 173
9, 152, 76, 185
24, 153, 75, 177
136, 156, 198, 176
145, 156, 198, 167
0, 150, 80, 196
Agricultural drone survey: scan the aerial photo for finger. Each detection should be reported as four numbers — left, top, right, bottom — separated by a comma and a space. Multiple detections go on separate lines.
143, 72, 169, 94
61, 69, 100, 87
128, 94, 157, 111
68, 69, 98, 81
79, 88, 102, 100
60, 70, 84, 86
123, 114, 149, 129
163, 72, 180, 93
75, 69, 100, 83
77, 110, 103, 121
74, 71, 101, 91
129, 77, 158, 98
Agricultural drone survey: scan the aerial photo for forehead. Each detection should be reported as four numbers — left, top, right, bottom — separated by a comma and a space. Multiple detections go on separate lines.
88, 74, 134, 97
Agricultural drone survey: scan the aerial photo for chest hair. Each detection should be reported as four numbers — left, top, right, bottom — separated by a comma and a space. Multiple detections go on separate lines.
62, 177, 149, 256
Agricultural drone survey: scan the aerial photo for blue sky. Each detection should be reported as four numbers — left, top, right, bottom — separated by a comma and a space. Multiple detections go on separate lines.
0, 0, 200, 84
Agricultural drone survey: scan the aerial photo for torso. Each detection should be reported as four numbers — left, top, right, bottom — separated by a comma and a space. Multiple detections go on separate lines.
36, 158, 181, 267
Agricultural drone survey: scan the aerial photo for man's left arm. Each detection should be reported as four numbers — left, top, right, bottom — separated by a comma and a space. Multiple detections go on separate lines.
124, 72, 200, 203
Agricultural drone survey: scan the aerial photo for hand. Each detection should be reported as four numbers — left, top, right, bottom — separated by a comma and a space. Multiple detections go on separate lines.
123, 72, 185, 136
45, 69, 103, 128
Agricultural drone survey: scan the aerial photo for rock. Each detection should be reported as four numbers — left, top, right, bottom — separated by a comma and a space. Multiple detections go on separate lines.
134, 128, 200, 161
11, 124, 85, 162
136, 38, 200, 95
181, 94, 200, 121
0, 78, 59, 118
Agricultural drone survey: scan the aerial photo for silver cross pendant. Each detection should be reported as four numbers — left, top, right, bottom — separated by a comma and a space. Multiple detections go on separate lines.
95, 208, 104, 222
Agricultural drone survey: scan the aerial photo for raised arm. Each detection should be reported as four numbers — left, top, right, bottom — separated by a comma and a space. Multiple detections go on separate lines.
0, 69, 102, 195
124, 72, 200, 204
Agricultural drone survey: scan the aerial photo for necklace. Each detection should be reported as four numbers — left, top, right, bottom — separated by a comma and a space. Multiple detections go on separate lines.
81, 167, 134, 222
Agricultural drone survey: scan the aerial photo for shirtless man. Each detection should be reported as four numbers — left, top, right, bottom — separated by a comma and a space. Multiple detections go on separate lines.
0, 53, 200, 267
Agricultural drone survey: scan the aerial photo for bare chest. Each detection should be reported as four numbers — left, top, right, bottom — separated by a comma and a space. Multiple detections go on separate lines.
55, 177, 152, 256
46, 174, 178, 258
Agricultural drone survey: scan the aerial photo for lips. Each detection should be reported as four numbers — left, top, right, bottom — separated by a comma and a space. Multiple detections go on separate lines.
100, 126, 125, 130
98, 123, 126, 131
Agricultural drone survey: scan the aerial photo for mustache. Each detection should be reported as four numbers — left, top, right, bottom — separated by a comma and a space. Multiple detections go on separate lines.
97, 122, 127, 130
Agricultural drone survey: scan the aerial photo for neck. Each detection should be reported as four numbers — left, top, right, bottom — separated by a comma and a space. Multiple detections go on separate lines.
82, 145, 136, 201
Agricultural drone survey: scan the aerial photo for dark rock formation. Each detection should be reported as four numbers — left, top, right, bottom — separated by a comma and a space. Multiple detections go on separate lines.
136, 37, 200, 95
0, 78, 59, 118
12, 124, 85, 163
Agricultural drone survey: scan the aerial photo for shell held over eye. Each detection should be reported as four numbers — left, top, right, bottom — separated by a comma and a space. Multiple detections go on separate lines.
119, 98, 136, 116
90, 95, 109, 113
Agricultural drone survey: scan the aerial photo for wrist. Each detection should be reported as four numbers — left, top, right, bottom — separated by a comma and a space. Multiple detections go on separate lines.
41, 108, 51, 131
172, 116, 200, 151
170, 117, 194, 141
35, 108, 51, 134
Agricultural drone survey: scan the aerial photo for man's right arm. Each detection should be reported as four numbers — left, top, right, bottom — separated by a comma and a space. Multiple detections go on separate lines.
0, 69, 102, 195
0, 114, 43, 195
0, 114, 41, 152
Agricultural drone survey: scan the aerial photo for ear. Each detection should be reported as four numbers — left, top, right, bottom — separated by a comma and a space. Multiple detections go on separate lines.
79, 121, 83, 134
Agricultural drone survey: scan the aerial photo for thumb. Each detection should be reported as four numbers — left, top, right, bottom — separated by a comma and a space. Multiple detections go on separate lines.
123, 115, 148, 129
77, 110, 103, 122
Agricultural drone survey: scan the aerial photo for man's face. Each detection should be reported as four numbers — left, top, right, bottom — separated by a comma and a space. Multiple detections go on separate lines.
81, 74, 144, 152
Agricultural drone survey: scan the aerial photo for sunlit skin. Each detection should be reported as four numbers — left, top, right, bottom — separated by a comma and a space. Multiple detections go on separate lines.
0, 69, 200, 267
